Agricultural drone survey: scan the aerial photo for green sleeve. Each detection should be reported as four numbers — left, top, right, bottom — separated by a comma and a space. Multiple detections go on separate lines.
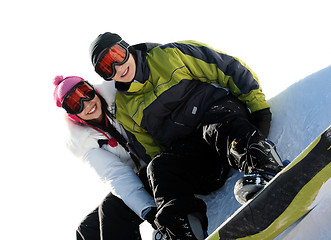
175, 40, 270, 112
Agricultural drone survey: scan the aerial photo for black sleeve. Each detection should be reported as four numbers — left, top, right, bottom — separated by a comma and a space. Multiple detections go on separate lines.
250, 108, 272, 137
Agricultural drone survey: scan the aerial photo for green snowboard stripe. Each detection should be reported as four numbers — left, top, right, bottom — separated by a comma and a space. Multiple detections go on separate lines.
238, 161, 331, 240
206, 126, 331, 240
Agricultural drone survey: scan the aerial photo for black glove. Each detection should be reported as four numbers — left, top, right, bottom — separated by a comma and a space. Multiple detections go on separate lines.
143, 207, 157, 229
250, 108, 272, 137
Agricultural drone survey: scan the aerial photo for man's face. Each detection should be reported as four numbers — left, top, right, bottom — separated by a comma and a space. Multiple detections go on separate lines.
111, 53, 136, 83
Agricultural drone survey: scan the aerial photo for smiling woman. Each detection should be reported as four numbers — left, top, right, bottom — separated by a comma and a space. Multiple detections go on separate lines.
58, 80, 103, 123
76, 93, 103, 122
53, 75, 156, 239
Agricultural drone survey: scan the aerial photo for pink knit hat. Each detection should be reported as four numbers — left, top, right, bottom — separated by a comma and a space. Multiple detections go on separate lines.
53, 75, 85, 108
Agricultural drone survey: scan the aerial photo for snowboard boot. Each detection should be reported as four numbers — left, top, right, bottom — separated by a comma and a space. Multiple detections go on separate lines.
155, 213, 208, 240
229, 130, 284, 204
187, 213, 208, 240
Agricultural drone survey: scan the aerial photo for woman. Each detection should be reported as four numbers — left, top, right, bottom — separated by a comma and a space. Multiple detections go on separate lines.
53, 75, 156, 240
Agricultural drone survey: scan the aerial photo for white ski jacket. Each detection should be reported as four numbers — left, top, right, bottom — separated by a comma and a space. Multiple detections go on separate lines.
65, 81, 156, 219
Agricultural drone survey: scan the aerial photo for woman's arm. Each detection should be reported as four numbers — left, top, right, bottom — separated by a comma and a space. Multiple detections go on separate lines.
83, 148, 156, 219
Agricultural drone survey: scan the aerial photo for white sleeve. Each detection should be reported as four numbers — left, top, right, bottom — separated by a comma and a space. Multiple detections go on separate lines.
83, 148, 156, 219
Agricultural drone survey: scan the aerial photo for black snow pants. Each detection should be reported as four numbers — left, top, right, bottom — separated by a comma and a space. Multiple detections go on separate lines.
201, 94, 260, 171
148, 94, 259, 230
76, 168, 152, 240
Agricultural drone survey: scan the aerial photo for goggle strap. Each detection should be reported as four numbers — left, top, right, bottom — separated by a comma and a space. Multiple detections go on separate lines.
118, 40, 129, 49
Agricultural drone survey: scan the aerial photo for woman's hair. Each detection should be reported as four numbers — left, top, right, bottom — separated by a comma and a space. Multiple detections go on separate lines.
84, 92, 141, 170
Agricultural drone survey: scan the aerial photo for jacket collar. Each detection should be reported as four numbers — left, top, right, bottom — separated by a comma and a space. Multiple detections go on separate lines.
133, 50, 150, 84
116, 45, 155, 94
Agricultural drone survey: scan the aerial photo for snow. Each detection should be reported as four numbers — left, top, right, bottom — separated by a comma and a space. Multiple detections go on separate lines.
143, 66, 331, 239
277, 179, 331, 240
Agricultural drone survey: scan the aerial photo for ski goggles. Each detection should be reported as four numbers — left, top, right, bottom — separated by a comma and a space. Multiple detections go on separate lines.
62, 81, 96, 114
94, 40, 130, 80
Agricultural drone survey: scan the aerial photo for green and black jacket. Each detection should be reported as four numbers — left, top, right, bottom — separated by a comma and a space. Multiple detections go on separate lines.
115, 41, 270, 160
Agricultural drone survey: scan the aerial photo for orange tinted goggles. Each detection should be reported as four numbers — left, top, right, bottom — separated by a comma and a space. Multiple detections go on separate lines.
95, 40, 129, 80
62, 81, 95, 114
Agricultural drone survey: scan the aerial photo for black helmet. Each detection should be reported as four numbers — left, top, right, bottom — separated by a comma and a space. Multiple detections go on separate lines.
89, 32, 123, 67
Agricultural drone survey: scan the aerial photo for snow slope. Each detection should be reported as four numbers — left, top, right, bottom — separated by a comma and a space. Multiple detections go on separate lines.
199, 66, 331, 239
144, 66, 331, 239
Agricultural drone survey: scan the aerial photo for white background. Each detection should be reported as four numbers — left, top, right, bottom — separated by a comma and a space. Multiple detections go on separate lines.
1, 0, 330, 239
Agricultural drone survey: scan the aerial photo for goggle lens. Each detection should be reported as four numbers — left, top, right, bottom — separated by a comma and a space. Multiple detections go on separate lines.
95, 41, 129, 80
62, 82, 95, 114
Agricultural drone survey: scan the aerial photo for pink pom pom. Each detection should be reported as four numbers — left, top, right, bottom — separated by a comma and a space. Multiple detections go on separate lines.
53, 75, 64, 86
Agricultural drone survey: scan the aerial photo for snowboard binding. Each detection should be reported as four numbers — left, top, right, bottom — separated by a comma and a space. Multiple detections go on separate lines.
229, 130, 286, 204
234, 174, 267, 204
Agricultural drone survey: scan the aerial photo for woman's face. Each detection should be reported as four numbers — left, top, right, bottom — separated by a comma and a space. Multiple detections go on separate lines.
112, 54, 136, 83
77, 94, 103, 122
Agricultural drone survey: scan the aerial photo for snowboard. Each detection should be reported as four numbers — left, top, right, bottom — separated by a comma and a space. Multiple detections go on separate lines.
206, 125, 331, 240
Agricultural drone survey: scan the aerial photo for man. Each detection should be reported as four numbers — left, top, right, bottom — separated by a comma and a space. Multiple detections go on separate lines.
89, 32, 283, 240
